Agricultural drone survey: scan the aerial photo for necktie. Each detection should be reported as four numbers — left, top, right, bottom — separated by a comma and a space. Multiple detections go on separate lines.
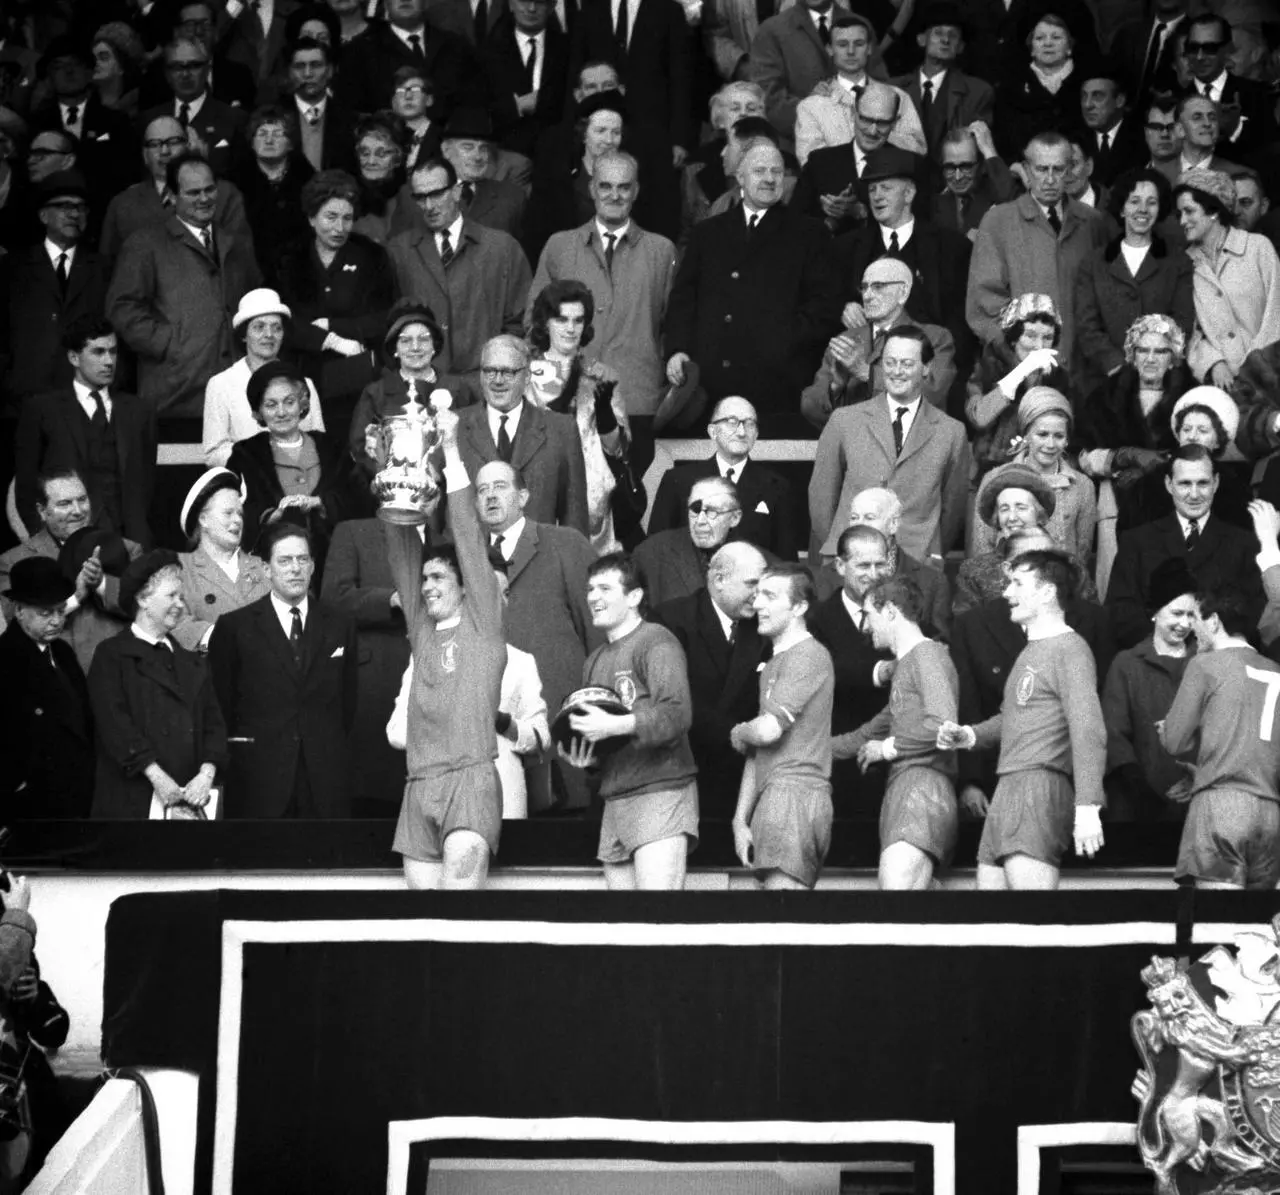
490, 532, 505, 557
523, 36, 537, 89
888, 230, 900, 253
64, 104, 79, 129
956, 193, 969, 227
408, 32, 425, 59
921, 78, 933, 108
474, 0, 489, 41
892, 405, 907, 456
1099, 130, 1111, 154
1200, 81, 1212, 98
89, 388, 107, 430
614, 0, 628, 54
853, 608, 864, 633
497, 414, 513, 462
439, 230, 454, 266
201, 226, 215, 258
746, 212, 760, 239
1185, 518, 1200, 552
161, 188, 176, 209
728, 620, 737, 646
56, 252, 69, 289
460, 181, 475, 207
178, 102, 190, 128
289, 606, 304, 665
816, 11, 829, 45
725, 466, 736, 484
603, 231, 616, 270
1141, 20, 1168, 93
305, 105, 321, 126
1046, 205, 1062, 236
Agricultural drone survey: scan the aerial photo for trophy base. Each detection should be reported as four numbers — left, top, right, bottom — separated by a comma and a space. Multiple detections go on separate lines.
376, 505, 429, 526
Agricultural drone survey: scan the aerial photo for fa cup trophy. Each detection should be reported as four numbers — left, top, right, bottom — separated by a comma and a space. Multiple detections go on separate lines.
364, 383, 452, 525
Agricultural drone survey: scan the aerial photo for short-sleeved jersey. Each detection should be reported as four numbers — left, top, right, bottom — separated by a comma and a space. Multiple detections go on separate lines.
1162, 646, 1280, 804
755, 635, 835, 790
584, 619, 698, 801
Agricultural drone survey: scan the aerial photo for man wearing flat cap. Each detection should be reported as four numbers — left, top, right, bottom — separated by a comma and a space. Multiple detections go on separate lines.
0, 558, 95, 820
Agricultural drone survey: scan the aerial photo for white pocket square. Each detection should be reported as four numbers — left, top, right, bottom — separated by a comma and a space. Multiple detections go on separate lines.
755, 501, 769, 513
96, 132, 110, 141
756, 662, 766, 672
215, 138, 230, 148
330, 646, 345, 658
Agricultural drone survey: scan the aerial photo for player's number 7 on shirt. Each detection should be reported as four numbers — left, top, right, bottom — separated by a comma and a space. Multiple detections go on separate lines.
1246, 666, 1280, 741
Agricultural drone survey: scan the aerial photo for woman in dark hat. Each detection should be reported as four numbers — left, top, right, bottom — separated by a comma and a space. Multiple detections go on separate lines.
172, 467, 271, 652
225, 360, 355, 572
86, 550, 228, 819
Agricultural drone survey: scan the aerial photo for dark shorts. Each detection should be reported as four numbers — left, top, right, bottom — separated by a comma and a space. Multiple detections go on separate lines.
750, 779, 833, 889
1175, 789, 1280, 890
598, 781, 700, 865
977, 769, 1074, 868
393, 761, 503, 862
880, 766, 958, 868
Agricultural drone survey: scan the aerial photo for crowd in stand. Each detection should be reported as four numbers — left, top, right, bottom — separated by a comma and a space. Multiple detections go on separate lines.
5, 0, 1280, 898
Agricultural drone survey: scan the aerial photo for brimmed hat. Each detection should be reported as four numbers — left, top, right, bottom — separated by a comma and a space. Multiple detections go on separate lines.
1146, 556, 1198, 615
36, 169, 87, 206
57, 527, 131, 582
3, 557, 74, 606
653, 359, 708, 433
383, 299, 443, 359
245, 358, 308, 410
861, 146, 921, 184
118, 549, 180, 620
180, 468, 247, 541
1174, 168, 1236, 214
232, 288, 292, 331
38, 36, 93, 78
1172, 386, 1239, 444
979, 465, 1057, 528
999, 293, 1060, 331
1017, 386, 1072, 433
575, 89, 628, 124
441, 108, 495, 141
916, 1, 969, 38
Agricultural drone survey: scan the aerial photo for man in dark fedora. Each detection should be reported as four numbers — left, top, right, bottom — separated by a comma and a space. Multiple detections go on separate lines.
0, 557, 95, 820
440, 109, 527, 239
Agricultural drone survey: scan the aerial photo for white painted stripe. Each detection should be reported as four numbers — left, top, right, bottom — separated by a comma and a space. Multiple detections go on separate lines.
212, 932, 246, 1195
1191, 922, 1274, 944
1016, 1123, 1136, 1195
385, 1117, 955, 1195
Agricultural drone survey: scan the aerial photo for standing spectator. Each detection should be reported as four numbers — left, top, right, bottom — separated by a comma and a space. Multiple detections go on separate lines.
929, 123, 1016, 241
172, 467, 272, 653
208, 522, 358, 818
15, 316, 156, 547
1171, 94, 1239, 180
88, 550, 228, 819
680, 88, 768, 229
201, 289, 325, 468
992, 12, 1081, 162
966, 131, 1110, 372
1077, 62, 1145, 188
1177, 13, 1275, 158
91, 23, 146, 118
746, 0, 844, 147
221, 0, 298, 88
1141, 98, 1183, 185
138, 1, 256, 111
1110, 0, 1186, 106
666, 142, 838, 431
286, 38, 358, 175
0, 558, 94, 820
390, 66, 440, 172
388, 157, 530, 407
1166, 387, 1251, 529
106, 151, 262, 422
350, 112, 417, 245
810, 326, 970, 562
1101, 557, 1195, 821
635, 474, 744, 608
483, 0, 571, 160
648, 396, 797, 562
440, 109, 527, 240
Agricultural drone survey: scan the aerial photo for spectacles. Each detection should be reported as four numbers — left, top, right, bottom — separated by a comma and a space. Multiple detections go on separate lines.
1144, 120, 1176, 133
481, 366, 524, 380
855, 111, 895, 130
1185, 40, 1225, 54
687, 501, 739, 518
144, 136, 187, 151
941, 161, 978, 174
43, 200, 87, 213
709, 416, 757, 431
411, 184, 453, 202
394, 83, 427, 96
357, 145, 398, 161
166, 59, 209, 71
28, 146, 69, 159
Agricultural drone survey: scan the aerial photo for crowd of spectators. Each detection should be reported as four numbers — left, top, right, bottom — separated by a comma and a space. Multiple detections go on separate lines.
4, 0, 1280, 897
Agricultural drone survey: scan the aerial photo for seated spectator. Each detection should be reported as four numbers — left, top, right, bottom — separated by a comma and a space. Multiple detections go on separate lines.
440, 109, 527, 241
91, 23, 146, 118
965, 293, 1073, 477
1143, 98, 1183, 186
275, 169, 394, 431
801, 256, 956, 428
680, 83, 766, 231
1073, 166, 1194, 393
992, 12, 1081, 162
1169, 387, 1251, 529
351, 111, 416, 246
202, 289, 325, 468
87, 550, 228, 819
648, 396, 797, 563
1101, 557, 1196, 821
1175, 168, 1280, 387
0, 557, 94, 819
930, 122, 1016, 241
390, 66, 440, 172
526, 279, 632, 550
226, 360, 355, 573
1232, 168, 1271, 238
1106, 444, 1264, 649
172, 468, 271, 653
634, 475, 744, 609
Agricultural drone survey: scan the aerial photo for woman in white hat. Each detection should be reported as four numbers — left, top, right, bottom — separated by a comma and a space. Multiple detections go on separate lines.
201, 288, 325, 467
1170, 385, 1250, 528
171, 468, 271, 652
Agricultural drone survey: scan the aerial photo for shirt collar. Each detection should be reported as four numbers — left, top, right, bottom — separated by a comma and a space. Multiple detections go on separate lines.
836, 73, 867, 93
840, 589, 866, 626
72, 378, 108, 403
44, 238, 73, 266
436, 213, 464, 248
177, 92, 207, 119
270, 592, 309, 623
881, 218, 913, 247
1176, 511, 1208, 536
295, 93, 327, 116
920, 68, 946, 88
714, 452, 747, 476
488, 401, 523, 438
887, 393, 922, 417
391, 23, 427, 47
178, 216, 211, 243
131, 624, 172, 649
494, 515, 526, 550
597, 219, 629, 244
742, 201, 769, 222
709, 595, 735, 639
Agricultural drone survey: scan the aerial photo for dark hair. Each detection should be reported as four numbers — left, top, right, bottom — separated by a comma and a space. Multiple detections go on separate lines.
761, 563, 816, 609
865, 574, 924, 623
259, 520, 314, 562
286, 33, 333, 68
1172, 180, 1235, 228
355, 110, 408, 155
1106, 165, 1174, 226
728, 115, 780, 146
165, 149, 212, 194
284, 3, 342, 53
882, 325, 934, 365
31, 127, 78, 155
1005, 548, 1077, 607
247, 101, 300, 145
247, 362, 310, 420
411, 155, 457, 187
62, 314, 116, 354
36, 467, 84, 506
1186, 13, 1231, 44
588, 551, 647, 613
1166, 442, 1216, 477
1195, 584, 1254, 639
1146, 97, 1177, 123
836, 523, 888, 559
1003, 314, 1062, 350
528, 280, 596, 353
300, 168, 360, 218
391, 64, 430, 90
1174, 404, 1228, 457
422, 542, 462, 587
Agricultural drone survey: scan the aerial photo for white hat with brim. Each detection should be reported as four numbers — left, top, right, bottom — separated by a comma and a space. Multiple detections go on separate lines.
232, 288, 292, 330
1172, 386, 1239, 445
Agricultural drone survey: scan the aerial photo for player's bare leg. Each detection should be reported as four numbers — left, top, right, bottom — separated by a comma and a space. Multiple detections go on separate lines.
879, 842, 935, 890
976, 863, 1008, 890
442, 829, 490, 890
403, 858, 444, 889
632, 835, 688, 890
1004, 854, 1059, 890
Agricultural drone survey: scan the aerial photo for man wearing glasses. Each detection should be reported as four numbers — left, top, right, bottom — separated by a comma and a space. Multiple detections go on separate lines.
929, 123, 1014, 240
635, 474, 747, 608
649, 396, 796, 560
1141, 99, 1183, 185
1176, 14, 1274, 157
138, 1, 256, 111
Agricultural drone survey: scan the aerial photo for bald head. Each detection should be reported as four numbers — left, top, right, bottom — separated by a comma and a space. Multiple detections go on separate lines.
142, 115, 186, 182
708, 395, 758, 463
847, 487, 902, 540
707, 542, 768, 619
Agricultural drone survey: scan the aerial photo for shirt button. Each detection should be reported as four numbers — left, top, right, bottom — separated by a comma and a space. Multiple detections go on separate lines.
722, 359, 731, 368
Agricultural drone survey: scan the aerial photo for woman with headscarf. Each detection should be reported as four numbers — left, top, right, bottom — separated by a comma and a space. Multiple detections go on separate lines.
172, 468, 272, 653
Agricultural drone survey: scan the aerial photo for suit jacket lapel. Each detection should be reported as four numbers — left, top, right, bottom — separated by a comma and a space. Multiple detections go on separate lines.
507, 520, 538, 584
868, 399, 897, 463
510, 402, 546, 471
896, 401, 934, 466
255, 599, 300, 675
416, 229, 448, 293
464, 408, 498, 458
695, 589, 731, 674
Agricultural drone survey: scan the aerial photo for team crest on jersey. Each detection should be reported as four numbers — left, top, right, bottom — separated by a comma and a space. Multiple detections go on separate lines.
615, 673, 637, 708
440, 640, 458, 673
1016, 668, 1036, 705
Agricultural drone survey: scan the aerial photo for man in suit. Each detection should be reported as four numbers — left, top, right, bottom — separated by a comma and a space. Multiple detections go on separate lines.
484, 0, 570, 160
457, 335, 590, 533
98, 115, 252, 260
220, 0, 299, 89
388, 157, 530, 406
929, 122, 1016, 240
666, 142, 839, 432
1078, 63, 1146, 189
107, 151, 262, 422
1107, 446, 1264, 651
143, 37, 250, 181
570, 0, 693, 162
894, 2, 993, 165
1109, 0, 1186, 108
1141, 96, 1184, 185
747, 0, 847, 144
476, 458, 599, 810
648, 396, 797, 561
810, 326, 970, 565
1178, 13, 1275, 159
653, 541, 769, 819
209, 522, 358, 818
0, 557, 95, 820
16, 315, 155, 546
0, 469, 143, 673
284, 37, 358, 174
635, 474, 745, 607
136, 0, 258, 110
1163, 92, 1240, 183
440, 109, 527, 240
965, 131, 1109, 373
0, 171, 110, 402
